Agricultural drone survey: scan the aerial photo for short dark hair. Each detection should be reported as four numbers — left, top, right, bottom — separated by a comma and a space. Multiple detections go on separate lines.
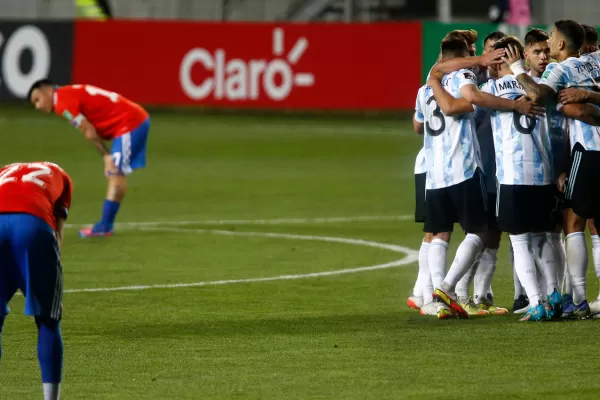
493, 36, 525, 59
582, 24, 598, 45
484, 31, 506, 45
27, 78, 54, 101
524, 28, 549, 47
554, 20, 585, 52
440, 38, 469, 58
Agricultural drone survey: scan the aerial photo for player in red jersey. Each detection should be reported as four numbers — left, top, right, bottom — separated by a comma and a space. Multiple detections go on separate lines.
0, 161, 72, 400
28, 79, 150, 238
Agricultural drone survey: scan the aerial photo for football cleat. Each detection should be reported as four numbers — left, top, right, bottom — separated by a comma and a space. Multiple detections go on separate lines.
461, 298, 490, 316
433, 288, 468, 319
520, 303, 550, 321
436, 302, 454, 319
407, 296, 423, 311
513, 294, 529, 313
547, 290, 563, 319
589, 298, 600, 318
419, 302, 438, 316
562, 293, 574, 308
476, 298, 509, 316
79, 227, 114, 238
563, 300, 590, 319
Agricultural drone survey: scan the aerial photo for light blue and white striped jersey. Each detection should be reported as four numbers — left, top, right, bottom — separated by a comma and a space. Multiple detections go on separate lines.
480, 75, 553, 185
540, 54, 600, 151
533, 74, 568, 180
418, 69, 481, 190
414, 86, 428, 175
414, 148, 427, 174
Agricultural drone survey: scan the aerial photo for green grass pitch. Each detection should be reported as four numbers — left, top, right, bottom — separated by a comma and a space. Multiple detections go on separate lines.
0, 109, 599, 399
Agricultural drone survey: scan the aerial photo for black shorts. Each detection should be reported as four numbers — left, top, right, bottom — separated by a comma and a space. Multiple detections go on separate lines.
564, 143, 600, 228
496, 184, 558, 234
424, 169, 488, 234
414, 173, 427, 223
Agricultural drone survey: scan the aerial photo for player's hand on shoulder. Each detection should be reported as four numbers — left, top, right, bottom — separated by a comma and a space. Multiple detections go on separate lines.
558, 88, 589, 105
103, 154, 118, 177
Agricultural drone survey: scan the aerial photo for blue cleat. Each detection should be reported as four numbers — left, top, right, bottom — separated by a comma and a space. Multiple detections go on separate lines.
547, 290, 563, 319
562, 293, 574, 308
563, 300, 590, 319
520, 303, 550, 321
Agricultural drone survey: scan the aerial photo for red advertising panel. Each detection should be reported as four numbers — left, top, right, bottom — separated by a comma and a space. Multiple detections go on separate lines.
73, 21, 421, 110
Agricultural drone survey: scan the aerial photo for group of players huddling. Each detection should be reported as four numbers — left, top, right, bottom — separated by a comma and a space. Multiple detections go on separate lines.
408, 20, 600, 322
0, 81, 150, 399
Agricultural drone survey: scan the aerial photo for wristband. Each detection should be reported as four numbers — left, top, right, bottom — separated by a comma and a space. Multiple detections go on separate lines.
510, 60, 527, 76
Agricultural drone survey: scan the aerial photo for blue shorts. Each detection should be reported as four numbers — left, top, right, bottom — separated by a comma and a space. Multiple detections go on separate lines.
0, 214, 62, 320
111, 118, 150, 176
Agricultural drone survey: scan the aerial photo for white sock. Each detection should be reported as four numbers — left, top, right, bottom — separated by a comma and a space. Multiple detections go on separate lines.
511, 244, 526, 299
510, 233, 542, 305
474, 248, 498, 303
43, 383, 60, 400
456, 263, 477, 303
422, 267, 434, 305
547, 232, 566, 294
428, 239, 448, 289
592, 235, 600, 299
566, 232, 588, 305
413, 241, 430, 298
531, 233, 558, 295
443, 234, 484, 292
536, 266, 547, 298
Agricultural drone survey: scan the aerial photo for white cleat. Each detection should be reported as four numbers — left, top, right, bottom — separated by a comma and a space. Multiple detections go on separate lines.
514, 305, 529, 314
407, 296, 423, 310
419, 302, 438, 316
589, 298, 600, 317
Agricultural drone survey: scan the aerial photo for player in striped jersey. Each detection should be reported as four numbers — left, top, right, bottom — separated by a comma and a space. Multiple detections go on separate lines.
555, 24, 600, 316
481, 36, 560, 321
421, 38, 540, 318
506, 20, 600, 318
455, 31, 508, 316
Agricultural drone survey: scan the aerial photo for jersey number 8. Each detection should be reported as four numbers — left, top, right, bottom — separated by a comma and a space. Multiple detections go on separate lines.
426, 96, 446, 137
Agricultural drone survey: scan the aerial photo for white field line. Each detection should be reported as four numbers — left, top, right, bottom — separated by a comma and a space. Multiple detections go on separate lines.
64, 215, 412, 229
63, 226, 419, 294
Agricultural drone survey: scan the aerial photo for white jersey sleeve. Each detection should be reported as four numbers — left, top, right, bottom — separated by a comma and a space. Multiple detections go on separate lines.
539, 62, 566, 93
414, 86, 426, 123
423, 69, 481, 190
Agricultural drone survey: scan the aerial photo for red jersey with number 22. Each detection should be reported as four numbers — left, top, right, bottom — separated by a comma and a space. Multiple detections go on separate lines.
0, 162, 73, 230
53, 84, 148, 140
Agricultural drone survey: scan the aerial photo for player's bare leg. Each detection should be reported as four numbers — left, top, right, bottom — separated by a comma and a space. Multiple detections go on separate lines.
79, 174, 127, 238
562, 208, 590, 317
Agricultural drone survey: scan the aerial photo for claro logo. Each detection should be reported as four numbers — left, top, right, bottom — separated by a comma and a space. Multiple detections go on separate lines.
180, 28, 314, 101
0, 25, 50, 98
